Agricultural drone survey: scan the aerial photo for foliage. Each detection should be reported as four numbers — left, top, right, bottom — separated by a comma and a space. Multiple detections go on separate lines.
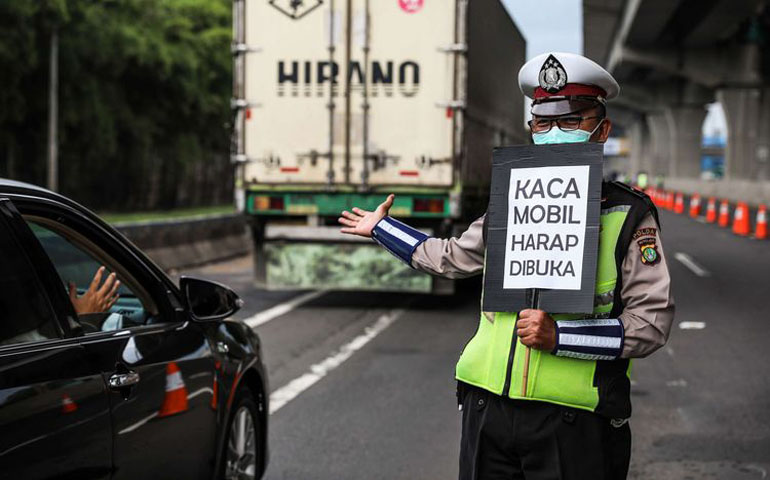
0, 0, 234, 211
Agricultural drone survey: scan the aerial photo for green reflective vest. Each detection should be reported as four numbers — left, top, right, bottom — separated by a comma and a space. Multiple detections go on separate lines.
456, 182, 655, 418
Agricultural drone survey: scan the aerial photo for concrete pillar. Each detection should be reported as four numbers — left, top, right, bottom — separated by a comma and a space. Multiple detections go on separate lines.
717, 88, 761, 179
665, 105, 707, 179
646, 112, 670, 177
754, 88, 770, 182
628, 119, 652, 176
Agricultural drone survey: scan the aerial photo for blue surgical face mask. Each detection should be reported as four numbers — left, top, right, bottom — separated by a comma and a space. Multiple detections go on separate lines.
532, 119, 604, 145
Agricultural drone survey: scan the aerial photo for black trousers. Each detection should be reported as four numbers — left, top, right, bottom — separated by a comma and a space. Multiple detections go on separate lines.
459, 383, 631, 480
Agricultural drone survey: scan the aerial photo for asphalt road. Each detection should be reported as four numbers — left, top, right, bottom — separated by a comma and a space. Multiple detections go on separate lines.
185, 209, 770, 479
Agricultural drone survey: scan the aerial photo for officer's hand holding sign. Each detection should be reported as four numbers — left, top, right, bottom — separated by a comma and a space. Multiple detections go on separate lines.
516, 309, 557, 351
339, 52, 674, 480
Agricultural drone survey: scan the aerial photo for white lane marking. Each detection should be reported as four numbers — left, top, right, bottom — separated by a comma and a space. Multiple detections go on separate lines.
187, 386, 214, 399
674, 252, 710, 277
666, 379, 688, 387
269, 308, 406, 415
118, 386, 213, 435
243, 290, 327, 329
679, 321, 706, 330
745, 465, 768, 479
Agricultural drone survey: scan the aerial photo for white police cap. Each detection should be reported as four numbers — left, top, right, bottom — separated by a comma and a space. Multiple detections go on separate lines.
518, 52, 619, 116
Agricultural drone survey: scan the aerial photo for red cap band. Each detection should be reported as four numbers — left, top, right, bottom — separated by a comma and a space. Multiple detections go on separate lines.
534, 84, 607, 99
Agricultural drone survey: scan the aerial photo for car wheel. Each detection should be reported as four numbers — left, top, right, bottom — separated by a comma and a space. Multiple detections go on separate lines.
222, 388, 260, 480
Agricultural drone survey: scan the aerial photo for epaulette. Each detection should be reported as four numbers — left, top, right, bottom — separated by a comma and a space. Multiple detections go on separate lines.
610, 181, 659, 228
610, 181, 648, 199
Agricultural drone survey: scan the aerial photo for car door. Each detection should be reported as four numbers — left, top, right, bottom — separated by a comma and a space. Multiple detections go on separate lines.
15, 198, 220, 480
0, 199, 113, 480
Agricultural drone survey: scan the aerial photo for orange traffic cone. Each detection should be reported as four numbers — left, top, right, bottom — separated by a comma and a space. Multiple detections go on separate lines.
61, 394, 78, 414
718, 200, 730, 227
689, 194, 701, 218
755, 205, 767, 240
732, 202, 751, 236
674, 193, 685, 214
705, 197, 717, 223
158, 362, 189, 417
666, 192, 675, 210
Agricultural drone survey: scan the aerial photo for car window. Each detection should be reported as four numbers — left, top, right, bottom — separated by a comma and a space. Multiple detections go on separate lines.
0, 219, 61, 346
26, 220, 158, 333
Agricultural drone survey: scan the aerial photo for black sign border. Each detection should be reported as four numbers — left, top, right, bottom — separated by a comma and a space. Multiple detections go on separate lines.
482, 143, 604, 314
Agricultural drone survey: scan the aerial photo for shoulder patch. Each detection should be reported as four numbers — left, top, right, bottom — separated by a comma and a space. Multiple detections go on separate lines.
638, 237, 660, 265
632, 227, 657, 240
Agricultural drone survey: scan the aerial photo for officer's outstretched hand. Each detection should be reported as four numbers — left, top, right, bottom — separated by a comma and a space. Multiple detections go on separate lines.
338, 194, 394, 238
516, 309, 557, 351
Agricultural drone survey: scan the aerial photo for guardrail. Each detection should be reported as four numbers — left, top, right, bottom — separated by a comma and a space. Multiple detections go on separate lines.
114, 213, 251, 271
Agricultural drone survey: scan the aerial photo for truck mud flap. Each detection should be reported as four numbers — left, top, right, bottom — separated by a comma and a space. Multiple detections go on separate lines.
262, 242, 433, 293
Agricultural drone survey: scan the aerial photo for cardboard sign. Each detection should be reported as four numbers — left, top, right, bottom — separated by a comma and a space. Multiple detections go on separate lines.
482, 143, 603, 313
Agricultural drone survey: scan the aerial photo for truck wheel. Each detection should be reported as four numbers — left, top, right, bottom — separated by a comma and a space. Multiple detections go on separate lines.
221, 387, 261, 480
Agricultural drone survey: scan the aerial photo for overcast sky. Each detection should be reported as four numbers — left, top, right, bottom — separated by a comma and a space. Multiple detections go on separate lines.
502, 0, 583, 60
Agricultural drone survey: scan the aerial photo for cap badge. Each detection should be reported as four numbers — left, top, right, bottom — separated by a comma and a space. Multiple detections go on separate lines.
538, 54, 568, 94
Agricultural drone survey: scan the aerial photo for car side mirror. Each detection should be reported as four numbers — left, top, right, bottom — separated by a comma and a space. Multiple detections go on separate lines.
180, 276, 243, 321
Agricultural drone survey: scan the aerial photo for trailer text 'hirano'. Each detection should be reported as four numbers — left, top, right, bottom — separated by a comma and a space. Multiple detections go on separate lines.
277, 60, 420, 97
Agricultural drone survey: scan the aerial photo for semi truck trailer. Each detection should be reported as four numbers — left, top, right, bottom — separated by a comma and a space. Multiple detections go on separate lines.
231, 0, 527, 293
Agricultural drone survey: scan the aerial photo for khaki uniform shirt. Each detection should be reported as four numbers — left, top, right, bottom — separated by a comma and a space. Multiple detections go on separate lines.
411, 213, 674, 359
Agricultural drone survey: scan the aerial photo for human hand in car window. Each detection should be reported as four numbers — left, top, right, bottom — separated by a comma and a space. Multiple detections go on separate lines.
68, 266, 121, 315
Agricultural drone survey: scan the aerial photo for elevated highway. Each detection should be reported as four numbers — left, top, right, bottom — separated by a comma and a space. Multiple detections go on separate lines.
584, 0, 770, 203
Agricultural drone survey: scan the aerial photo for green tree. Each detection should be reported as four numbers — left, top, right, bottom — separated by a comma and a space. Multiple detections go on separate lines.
0, 0, 234, 211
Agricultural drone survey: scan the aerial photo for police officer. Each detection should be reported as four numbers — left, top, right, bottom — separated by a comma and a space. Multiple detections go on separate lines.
339, 52, 674, 480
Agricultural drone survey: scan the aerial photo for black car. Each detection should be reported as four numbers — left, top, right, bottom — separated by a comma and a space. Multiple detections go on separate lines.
0, 179, 268, 479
